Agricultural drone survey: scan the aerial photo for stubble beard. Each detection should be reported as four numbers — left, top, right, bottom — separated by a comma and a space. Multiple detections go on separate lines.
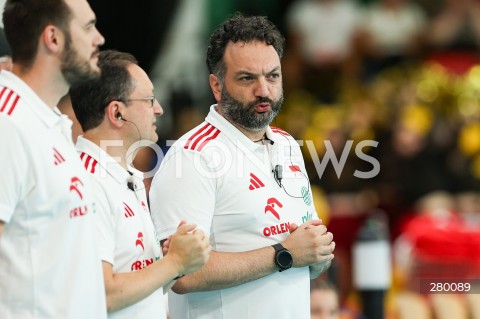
60, 33, 101, 86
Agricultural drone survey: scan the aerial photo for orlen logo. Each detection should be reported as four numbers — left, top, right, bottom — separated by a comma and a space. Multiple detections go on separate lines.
69, 177, 84, 200
131, 258, 154, 271
265, 198, 283, 220
69, 176, 88, 219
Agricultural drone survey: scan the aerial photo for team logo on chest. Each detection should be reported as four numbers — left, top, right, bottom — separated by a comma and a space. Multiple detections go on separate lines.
53, 147, 66, 166
264, 198, 283, 220
123, 202, 135, 218
249, 172, 265, 190
131, 232, 159, 271
69, 177, 88, 219
69, 177, 84, 200
135, 232, 144, 250
262, 198, 291, 237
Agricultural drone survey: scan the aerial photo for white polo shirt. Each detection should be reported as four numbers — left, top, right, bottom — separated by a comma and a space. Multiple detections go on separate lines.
76, 136, 165, 319
0, 71, 107, 318
150, 105, 317, 319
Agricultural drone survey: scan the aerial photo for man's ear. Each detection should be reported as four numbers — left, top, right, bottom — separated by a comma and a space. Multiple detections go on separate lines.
41, 25, 64, 54
209, 74, 222, 102
105, 100, 124, 127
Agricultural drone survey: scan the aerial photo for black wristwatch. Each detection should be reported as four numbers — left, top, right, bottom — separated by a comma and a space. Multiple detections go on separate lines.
272, 243, 293, 272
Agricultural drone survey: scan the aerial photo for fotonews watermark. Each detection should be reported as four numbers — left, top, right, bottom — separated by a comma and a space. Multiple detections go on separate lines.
98, 139, 380, 180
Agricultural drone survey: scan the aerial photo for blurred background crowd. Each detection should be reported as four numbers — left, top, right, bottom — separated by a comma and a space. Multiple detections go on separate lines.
3, 0, 480, 318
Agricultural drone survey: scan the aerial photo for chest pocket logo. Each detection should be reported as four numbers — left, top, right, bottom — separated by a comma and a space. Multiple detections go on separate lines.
265, 198, 283, 220
69, 177, 84, 199
136, 232, 144, 251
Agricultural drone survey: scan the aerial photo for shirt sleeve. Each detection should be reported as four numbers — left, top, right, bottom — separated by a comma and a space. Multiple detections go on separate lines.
149, 145, 217, 240
0, 116, 30, 223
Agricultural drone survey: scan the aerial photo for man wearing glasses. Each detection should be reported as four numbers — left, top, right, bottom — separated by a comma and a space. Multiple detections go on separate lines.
69, 50, 211, 319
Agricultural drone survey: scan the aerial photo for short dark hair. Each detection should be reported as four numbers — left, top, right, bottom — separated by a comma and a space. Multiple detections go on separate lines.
3, 0, 72, 68
206, 12, 285, 80
310, 280, 338, 294
70, 50, 138, 131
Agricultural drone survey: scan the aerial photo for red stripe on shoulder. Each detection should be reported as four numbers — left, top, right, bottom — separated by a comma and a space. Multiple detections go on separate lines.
190, 125, 215, 150
184, 123, 211, 149
84, 155, 92, 170
90, 159, 98, 174
79, 152, 98, 174
7, 95, 20, 115
0, 88, 20, 116
197, 128, 221, 151
0, 87, 8, 112
270, 126, 290, 137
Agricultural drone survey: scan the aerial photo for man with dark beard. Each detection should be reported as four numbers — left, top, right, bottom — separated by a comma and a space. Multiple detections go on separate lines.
149, 13, 335, 319
0, 0, 107, 318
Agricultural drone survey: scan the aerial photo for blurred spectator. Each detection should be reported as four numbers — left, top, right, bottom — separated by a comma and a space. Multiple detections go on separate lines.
428, 0, 480, 52
425, 0, 480, 74
367, 96, 459, 234
358, 0, 427, 79
393, 291, 432, 319
311, 280, 341, 319
285, 0, 361, 102
394, 191, 480, 290
391, 190, 480, 319
311, 279, 363, 319
207, 0, 285, 34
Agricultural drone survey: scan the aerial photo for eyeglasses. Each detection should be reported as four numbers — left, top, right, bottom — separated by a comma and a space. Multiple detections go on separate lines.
123, 96, 157, 107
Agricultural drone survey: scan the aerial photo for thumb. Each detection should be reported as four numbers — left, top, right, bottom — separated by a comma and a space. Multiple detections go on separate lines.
176, 223, 197, 235
176, 220, 187, 229
289, 223, 299, 233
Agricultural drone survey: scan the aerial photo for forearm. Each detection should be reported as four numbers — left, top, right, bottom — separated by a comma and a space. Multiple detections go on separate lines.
103, 256, 180, 312
173, 247, 277, 294
0, 220, 4, 237
172, 222, 335, 293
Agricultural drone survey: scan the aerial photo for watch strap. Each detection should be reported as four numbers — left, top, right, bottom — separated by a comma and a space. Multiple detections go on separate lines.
272, 243, 286, 253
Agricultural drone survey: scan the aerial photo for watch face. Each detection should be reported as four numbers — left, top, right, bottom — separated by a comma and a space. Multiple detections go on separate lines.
277, 250, 293, 269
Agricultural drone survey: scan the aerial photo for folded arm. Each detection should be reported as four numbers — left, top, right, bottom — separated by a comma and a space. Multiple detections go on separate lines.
102, 256, 179, 312
104, 223, 210, 312
173, 220, 335, 294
